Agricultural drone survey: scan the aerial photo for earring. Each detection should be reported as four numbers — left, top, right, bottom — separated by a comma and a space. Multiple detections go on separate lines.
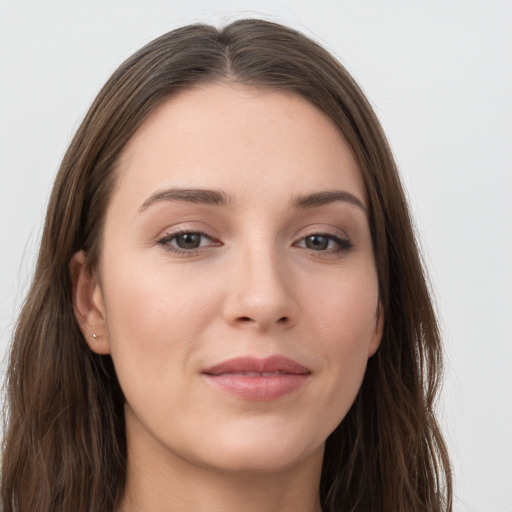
92, 333, 98, 339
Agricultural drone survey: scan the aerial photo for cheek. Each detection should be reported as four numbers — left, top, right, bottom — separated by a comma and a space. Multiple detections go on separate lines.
303, 265, 379, 411
100, 254, 222, 378
98, 256, 226, 432
306, 263, 379, 347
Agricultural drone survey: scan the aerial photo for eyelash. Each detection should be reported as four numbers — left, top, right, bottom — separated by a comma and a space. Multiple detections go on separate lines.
293, 233, 353, 254
157, 230, 219, 254
156, 231, 353, 255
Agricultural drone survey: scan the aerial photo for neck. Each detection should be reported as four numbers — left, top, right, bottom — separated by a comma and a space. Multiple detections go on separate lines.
117, 416, 324, 512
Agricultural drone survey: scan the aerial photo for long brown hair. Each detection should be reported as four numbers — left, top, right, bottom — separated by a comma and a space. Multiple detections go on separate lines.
2, 19, 451, 512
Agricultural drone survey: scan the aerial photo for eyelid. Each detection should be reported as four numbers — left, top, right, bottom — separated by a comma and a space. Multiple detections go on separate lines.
292, 225, 353, 253
156, 228, 221, 254
153, 223, 353, 256
295, 233, 352, 250
154, 220, 220, 243
294, 224, 350, 241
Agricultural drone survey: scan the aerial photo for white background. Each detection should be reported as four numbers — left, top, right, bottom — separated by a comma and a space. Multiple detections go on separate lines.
0, 1, 511, 511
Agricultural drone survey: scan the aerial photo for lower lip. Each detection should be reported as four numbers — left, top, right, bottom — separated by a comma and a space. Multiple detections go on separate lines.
203, 374, 309, 401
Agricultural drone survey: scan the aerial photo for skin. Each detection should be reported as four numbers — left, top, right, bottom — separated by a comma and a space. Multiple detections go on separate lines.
72, 83, 383, 512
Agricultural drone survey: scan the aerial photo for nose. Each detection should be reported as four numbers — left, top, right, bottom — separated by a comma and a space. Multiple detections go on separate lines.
222, 246, 299, 332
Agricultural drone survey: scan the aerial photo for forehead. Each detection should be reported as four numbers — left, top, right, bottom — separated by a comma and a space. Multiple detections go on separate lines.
113, 83, 365, 211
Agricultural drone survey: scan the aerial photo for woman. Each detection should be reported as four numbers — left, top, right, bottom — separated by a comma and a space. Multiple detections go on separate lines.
1, 19, 452, 512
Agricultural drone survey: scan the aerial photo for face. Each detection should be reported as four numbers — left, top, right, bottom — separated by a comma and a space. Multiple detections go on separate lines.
75, 84, 383, 476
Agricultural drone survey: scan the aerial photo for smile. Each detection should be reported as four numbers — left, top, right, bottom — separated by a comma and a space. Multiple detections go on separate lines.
202, 355, 311, 401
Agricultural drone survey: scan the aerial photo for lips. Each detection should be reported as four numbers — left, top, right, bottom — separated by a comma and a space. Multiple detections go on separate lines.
202, 355, 310, 401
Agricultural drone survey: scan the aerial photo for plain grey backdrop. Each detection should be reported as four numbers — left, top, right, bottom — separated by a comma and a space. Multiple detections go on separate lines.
1, 1, 511, 511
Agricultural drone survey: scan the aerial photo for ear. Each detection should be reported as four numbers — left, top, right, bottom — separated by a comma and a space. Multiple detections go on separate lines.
70, 250, 111, 355
368, 300, 384, 357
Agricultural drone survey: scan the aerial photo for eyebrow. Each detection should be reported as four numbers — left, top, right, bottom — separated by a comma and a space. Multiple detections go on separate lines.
138, 187, 366, 213
292, 190, 366, 211
138, 187, 231, 212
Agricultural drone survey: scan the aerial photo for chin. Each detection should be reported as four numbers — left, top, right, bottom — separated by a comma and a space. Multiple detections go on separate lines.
203, 444, 323, 475
183, 420, 327, 475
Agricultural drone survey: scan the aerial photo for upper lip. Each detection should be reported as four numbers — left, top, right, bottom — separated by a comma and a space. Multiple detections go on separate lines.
202, 355, 310, 376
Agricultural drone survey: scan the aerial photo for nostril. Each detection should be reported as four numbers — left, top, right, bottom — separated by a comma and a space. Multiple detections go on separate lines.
236, 316, 289, 325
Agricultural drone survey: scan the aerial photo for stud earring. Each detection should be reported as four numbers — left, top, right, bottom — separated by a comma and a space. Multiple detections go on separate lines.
92, 333, 98, 339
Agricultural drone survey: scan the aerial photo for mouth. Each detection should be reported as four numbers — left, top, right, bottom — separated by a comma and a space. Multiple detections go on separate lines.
202, 355, 311, 401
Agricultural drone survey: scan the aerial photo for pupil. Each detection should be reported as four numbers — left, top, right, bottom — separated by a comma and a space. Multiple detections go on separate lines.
306, 235, 328, 250
177, 233, 201, 249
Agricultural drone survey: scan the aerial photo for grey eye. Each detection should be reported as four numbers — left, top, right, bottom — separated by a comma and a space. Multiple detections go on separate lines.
304, 235, 330, 250
295, 233, 353, 253
158, 230, 220, 254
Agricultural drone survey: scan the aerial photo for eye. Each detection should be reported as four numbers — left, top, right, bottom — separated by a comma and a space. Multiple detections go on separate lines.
173, 232, 205, 249
295, 234, 352, 252
158, 231, 218, 252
